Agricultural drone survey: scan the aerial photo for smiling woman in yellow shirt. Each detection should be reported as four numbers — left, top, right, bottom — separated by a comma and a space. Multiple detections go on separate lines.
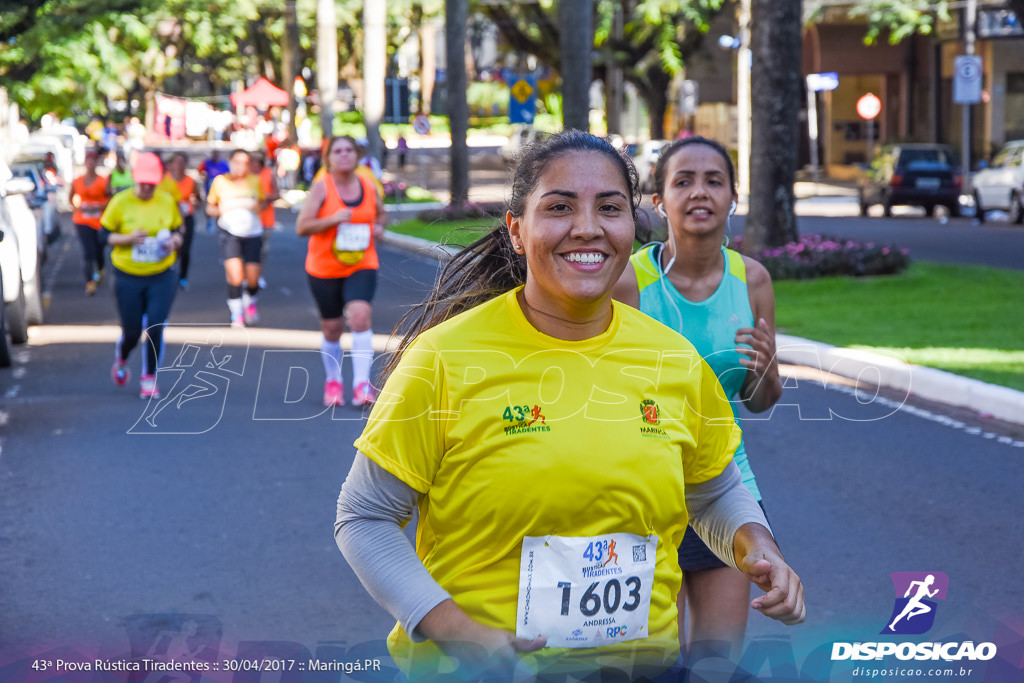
334, 132, 804, 682
100, 152, 182, 400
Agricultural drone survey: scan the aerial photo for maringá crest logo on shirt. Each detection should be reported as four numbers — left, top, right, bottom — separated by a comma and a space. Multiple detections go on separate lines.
639, 399, 668, 439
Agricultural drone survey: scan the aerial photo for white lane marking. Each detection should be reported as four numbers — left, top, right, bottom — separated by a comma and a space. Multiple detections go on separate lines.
823, 380, 1024, 448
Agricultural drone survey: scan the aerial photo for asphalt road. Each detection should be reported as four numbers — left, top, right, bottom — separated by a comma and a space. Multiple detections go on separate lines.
0, 206, 1021, 682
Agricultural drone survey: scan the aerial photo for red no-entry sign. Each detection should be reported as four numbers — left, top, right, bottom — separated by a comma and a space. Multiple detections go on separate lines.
857, 93, 882, 120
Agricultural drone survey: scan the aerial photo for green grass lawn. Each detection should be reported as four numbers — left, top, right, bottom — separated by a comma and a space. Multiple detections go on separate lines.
383, 185, 440, 205
389, 219, 1024, 392
773, 262, 1024, 391
389, 216, 499, 247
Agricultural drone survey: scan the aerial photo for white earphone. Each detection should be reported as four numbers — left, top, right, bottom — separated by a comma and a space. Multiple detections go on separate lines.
729, 200, 737, 216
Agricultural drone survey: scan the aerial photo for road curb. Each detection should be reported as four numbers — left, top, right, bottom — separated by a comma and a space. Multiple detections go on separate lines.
776, 333, 1024, 426
380, 230, 459, 261
378, 232, 1024, 427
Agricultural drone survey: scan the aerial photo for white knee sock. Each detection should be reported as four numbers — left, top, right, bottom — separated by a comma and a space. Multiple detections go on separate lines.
227, 298, 244, 319
321, 338, 342, 383
350, 330, 374, 387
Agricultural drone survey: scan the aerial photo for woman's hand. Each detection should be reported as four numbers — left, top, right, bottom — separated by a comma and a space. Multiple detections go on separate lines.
736, 317, 782, 412
734, 524, 805, 625
735, 317, 776, 377
106, 228, 148, 247
331, 208, 353, 225
167, 231, 184, 253
416, 600, 546, 678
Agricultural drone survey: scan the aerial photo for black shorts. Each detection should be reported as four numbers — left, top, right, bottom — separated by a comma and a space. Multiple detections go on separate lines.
218, 229, 263, 264
678, 500, 769, 572
307, 269, 378, 320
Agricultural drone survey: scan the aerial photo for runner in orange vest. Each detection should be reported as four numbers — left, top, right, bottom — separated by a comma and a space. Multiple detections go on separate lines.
166, 152, 199, 289
70, 148, 111, 295
295, 135, 387, 407
250, 152, 280, 289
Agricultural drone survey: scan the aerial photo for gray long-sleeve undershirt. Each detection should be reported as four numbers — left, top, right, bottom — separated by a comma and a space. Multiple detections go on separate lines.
334, 452, 770, 640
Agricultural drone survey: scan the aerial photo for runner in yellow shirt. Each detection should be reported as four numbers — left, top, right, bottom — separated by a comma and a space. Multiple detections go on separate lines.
100, 152, 183, 399
335, 132, 805, 681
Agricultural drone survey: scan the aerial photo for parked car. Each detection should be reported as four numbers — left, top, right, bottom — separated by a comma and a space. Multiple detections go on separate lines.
0, 161, 44, 330
37, 124, 88, 165
0, 188, 29, 348
859, 143, 963, 217
972, 139, 1024, 224
10, 158, 59, 250
18, 136, 72, 210
0, 258, 12, 367
632, 139, 670, 194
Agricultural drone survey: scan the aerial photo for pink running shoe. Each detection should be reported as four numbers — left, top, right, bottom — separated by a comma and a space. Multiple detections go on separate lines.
139, 374, 160, 399
244, 303, 259, 325
352, 381, 376, 407
111, 360, 130, 386
230, 315, 246, 329
323, 380, 344, 407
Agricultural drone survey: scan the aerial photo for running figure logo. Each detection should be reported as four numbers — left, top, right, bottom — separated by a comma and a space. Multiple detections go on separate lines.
129, 326, 250, 435
602, 539, 619, 568
882, 571, 949, 635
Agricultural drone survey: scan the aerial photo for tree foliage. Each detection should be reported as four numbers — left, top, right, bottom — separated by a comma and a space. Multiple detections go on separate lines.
479, 0, 728, 138
0, 0, 446, 122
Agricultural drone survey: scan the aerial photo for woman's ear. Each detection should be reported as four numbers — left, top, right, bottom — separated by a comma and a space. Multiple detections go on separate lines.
507, 211, 524, 253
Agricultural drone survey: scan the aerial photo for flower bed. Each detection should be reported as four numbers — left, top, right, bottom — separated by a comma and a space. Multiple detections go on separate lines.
735, 234, 911, 280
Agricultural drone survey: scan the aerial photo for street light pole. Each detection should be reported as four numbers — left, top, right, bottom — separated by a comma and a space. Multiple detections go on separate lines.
737, 0, 752, 201
962, 0, 977, 193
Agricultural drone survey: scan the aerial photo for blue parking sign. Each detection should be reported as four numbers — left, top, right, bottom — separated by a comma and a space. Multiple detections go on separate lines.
509, 75, 537, 124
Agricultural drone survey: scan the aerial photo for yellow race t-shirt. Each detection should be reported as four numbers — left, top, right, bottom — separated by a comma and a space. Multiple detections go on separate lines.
354, 287, 741, 679
207, 173, 264, 237
101, 189, 182, 276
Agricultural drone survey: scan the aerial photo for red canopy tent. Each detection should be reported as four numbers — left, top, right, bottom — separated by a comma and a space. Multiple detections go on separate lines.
230, 78, 290, 108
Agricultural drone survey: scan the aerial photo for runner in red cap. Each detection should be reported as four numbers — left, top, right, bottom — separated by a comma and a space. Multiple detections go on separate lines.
100, 152, 184, 399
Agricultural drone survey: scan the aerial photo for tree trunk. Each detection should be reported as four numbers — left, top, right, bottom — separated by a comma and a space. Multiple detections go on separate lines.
558, 0, 593, 131
745, 0, 801, 252
363, 0, 386, 162
316, 0, 338, 141
420, 19, 436, 114
628, 67, 669, 140
282, 0, 300, 142
604, 4, 624, 135
446, 0, 469, 205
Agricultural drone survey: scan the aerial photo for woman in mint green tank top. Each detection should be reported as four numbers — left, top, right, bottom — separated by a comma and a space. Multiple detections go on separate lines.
613, 136, 784, 664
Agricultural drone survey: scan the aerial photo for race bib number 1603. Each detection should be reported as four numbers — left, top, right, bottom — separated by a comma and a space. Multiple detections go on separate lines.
516, 533, 658, 648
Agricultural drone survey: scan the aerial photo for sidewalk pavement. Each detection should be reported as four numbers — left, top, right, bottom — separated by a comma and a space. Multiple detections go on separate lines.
379, 228, 1024, 428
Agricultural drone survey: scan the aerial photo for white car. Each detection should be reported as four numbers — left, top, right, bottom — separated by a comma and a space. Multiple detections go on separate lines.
0, 191, 29, 352
19, 135, 73, 210
973, 140, 1024, 224
632, 140, 670, 194
10, 159, 58, 253
0, 260, 12, 367
0, 161, 44, 334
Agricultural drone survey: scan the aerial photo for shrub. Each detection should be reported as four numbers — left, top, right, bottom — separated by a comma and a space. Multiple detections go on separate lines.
733, 234, 911, 280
